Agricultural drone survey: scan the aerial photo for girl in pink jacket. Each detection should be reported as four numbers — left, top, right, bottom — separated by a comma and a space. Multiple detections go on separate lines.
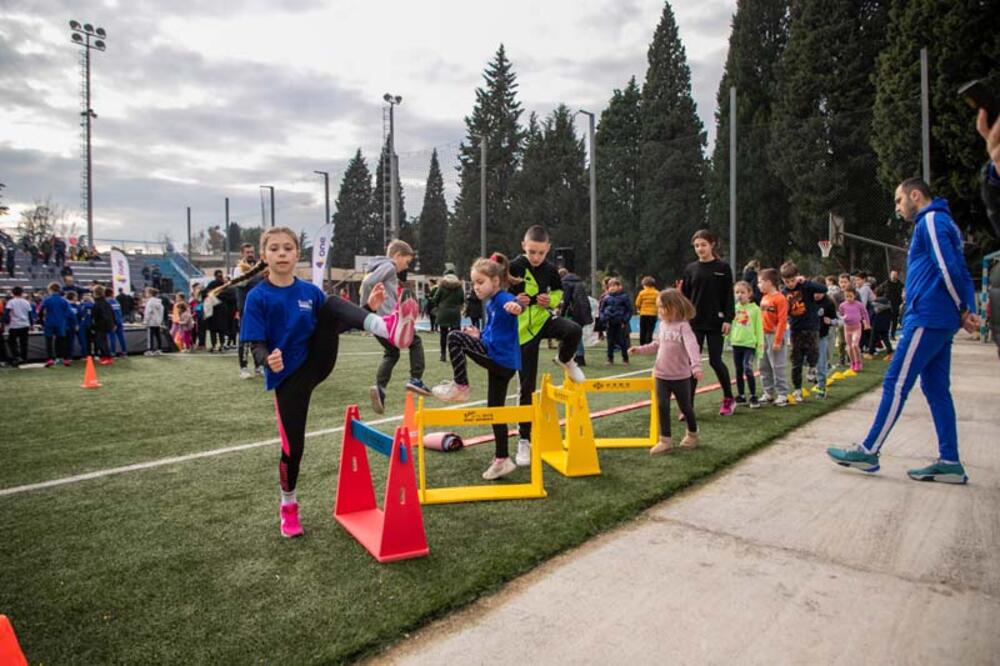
837, 287, 870, 372
629, 288, 704, 455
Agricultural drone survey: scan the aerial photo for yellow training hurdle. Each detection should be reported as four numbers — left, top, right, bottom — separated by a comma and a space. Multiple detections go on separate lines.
415, 397, 547, 505
577, 376, 659, 449
535, 374, 601, 477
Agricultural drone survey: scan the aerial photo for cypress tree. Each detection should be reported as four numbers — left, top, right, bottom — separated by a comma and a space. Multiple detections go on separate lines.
510, 105, 590, 274
372, 137, 408, 250
708, 0, 791, 267
596, 77, 642, 286
770, 0, 888, 265
639, 2, 708, 282
449, 44, 525, 271
417, 149, 449, 275
872, 0, 1000, 246
330, 150, 376, 267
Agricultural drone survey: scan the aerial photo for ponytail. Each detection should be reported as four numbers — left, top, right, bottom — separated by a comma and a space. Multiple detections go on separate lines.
472, 253, 523, 289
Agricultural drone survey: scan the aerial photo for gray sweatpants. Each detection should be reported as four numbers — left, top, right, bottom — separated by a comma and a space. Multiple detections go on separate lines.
760, 333, 789, 397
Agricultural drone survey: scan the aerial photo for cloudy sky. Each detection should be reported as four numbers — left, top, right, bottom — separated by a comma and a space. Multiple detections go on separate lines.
1, 0, 735, 249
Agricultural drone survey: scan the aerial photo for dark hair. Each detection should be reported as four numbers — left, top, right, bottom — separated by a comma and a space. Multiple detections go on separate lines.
12, 286, 23, 296
690, 229, 720, 258
523, 225, 549, 243
843, 285, 857, 296
899, 177, 931, 199
641, 276, 656, 288
779, 261, 799, 279
759, 268, 779, 287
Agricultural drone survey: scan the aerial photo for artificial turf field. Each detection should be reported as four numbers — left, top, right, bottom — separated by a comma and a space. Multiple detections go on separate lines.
0, 332, 886, 664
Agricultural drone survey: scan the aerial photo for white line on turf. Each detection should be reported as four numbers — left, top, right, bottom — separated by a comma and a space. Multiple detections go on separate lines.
0, 366, 656, 497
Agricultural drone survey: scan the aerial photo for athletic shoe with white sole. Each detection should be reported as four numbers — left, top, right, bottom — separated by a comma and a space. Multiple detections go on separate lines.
515, 439, 531, 466
280, 502, 304, 538
405, 377, 432, 396
384, 292, 419, 349
774, 394, 788, 407
482, 457, 517, 480
239, 367, 253, 380
827, 445, 880, 473
431, 380, 470, 403
554, 357, 586, 383
369, 384, 386, 414
906, 460, 968, 484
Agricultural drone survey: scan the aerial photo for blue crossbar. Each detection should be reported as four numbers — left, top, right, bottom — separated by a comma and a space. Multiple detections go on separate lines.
350, 420, 408, 463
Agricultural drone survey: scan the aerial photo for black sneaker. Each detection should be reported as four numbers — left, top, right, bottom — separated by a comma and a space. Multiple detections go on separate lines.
734, 395, 747, 406
749, 395, 761, 409
369, 384, 386, 415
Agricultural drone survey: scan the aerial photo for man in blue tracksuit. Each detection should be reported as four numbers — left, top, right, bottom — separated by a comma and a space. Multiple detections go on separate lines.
827, 178, 981, 483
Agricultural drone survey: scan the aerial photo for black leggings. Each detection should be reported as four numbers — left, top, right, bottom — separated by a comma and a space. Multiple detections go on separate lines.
438, 326, 454, 360
518, 316, 583, 441
732, 345, 756, 397
447, 330, 516, 458
656, 378, 697, 438
148, 327, 163, 352
639, 315, 657, 345
45, 334, 68, 360
8, 327, 29, 362
692, 329, 732, 399
272, 297, 371, 492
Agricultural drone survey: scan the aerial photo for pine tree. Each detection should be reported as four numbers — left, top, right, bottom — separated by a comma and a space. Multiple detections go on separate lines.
330, 150, 377, 267
372, 137, 408, 249
510, 105, 590, 274
597, 77, 643, 286
770, 0, 888, 266
639, 2, 708, 283
708, 0, 792, 267
872, 0, 1000, 247
417, 149, 449, 275
449, 44, 525, 272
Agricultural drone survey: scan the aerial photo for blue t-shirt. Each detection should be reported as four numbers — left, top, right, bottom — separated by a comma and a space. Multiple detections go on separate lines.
481, 291, 521, 371
241, 278, 326, 390
108, 297, 124, 325
42, 294, 72, 334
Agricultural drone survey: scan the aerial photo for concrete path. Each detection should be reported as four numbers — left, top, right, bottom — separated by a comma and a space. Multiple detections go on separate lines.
374, 338, 999, 665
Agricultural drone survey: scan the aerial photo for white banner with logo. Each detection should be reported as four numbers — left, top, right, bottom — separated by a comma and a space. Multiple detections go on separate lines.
312, 224, 333, 288
110, 249, 132, 296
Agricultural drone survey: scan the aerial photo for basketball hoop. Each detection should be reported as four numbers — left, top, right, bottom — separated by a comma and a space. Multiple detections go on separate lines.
818, 240, 832, 258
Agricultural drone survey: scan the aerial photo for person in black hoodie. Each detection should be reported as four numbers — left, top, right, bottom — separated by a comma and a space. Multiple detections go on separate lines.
91, 284, 116, 364
681, 229, 735, 416
779, 261, 828, 401
598, 277, 632, 364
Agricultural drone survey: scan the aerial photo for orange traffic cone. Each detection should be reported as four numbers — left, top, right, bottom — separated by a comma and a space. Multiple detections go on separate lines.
81, 355, 102, 389
402, 391, 417, 438
0, 615, 28, 666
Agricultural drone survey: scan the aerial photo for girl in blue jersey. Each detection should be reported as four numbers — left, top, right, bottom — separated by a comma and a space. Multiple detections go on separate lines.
431, 254, 524, 481
237, 226, 418, 538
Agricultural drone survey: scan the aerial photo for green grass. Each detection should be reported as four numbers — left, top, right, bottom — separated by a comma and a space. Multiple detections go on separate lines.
0, 333, 886, 664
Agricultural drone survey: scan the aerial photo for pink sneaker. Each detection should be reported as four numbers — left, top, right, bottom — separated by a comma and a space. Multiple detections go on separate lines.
719, 397, 735, 416
384, 292, 418, 349
280, 502, 303, 538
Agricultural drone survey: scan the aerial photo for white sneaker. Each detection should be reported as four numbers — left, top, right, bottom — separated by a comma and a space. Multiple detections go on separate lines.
255, 366, 264, 376
775, 394, 788, 407
239, 367, 253, 380
482, 457, 517, 480
431, 380, 470, 403
793, 389, 803, 402
555, 358, 586, 383
515, 438, 531, 466
143, 350, 154, 356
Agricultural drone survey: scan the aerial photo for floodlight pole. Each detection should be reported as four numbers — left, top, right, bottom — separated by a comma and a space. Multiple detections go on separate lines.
260, 186, 275, 227
480, 135, 487, 257
224, 197, 231, 274
920, 48, 931, 184
314, 171, 330, 225
578, 110, 598, 294
186, 206, 192, 264
69, 20, 108, 250
384, 94, 402, 241
729, 86, 737, 274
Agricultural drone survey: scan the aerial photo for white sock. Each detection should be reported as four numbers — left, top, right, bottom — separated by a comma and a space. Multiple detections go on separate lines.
281, 489, 297, 506
364, 313, 388, 338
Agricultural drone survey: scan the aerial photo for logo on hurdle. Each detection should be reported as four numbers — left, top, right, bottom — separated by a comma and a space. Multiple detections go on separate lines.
333, 405, 429, 563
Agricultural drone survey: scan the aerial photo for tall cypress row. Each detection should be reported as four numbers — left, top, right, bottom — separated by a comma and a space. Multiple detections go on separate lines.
417, 149, 449, 275
330, 150, 376, 267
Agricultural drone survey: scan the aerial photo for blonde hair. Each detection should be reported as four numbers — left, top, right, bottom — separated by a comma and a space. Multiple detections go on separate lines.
471, 253, 522, 289
259, 226, 299, 255
734, 280, 752, 293
386, 239, 414, 258
657, 288, 695, 322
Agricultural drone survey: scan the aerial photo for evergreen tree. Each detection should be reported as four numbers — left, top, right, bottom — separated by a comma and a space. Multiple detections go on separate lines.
770, 0, 888, 266
510, 105, 590, 275
708, 0, 792, 267
372, 136, 408, 250
330, 150, 377, 267
639, 2, 708, 282
417, 149, 449, 275
872, 0, 1000, 247
449, 44, 525, 272
597, 78, 643, 286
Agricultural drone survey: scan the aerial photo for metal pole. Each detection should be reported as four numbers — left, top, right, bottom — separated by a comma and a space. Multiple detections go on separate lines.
389, 104, 399, 241
224, 197, 230, 275
323, 174, 330, 225
729, 86, 737, 274
270, 186, 275, 227
920, 47, 931, 184
85, 39, 93, 249
186, 206, 192, 265
480, 137, 487, 257
579, 111, 598, 294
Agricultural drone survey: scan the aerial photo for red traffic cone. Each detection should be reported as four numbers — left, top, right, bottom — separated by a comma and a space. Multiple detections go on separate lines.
81, 355, 102, 389
0, 615, 28, 666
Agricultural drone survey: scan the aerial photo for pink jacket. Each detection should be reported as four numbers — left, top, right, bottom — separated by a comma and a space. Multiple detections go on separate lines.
838, 300, 869, 327
631, 320, 701, 381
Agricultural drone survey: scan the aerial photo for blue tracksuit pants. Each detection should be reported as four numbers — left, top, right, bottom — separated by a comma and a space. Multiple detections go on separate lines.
861, 324, 959, 462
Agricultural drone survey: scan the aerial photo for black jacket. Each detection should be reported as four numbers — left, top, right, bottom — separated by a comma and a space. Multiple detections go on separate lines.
782, 279, 828, 332
681, 259, 735, 332
92, 298, 115, 333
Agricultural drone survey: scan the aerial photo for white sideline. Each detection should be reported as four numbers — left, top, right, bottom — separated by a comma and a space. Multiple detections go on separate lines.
0, 367, 654, 497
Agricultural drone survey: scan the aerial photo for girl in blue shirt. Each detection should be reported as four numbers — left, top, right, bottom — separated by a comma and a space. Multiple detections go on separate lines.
236, 226, 417, 538
431, 254, 524, 481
